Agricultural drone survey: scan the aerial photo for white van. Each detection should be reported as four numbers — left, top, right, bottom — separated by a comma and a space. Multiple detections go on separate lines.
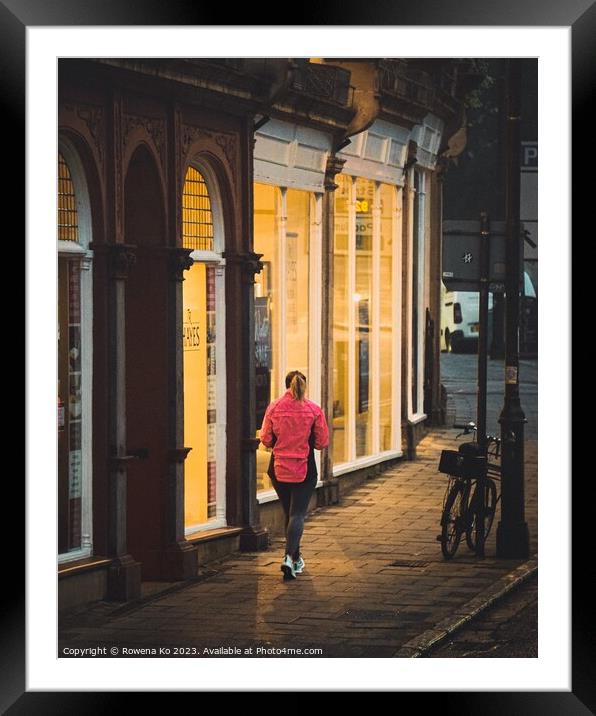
440, 273, 536, 353
440, 285, 493, 353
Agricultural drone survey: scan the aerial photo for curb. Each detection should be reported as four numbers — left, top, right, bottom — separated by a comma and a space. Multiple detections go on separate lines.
393, 554, 538, 658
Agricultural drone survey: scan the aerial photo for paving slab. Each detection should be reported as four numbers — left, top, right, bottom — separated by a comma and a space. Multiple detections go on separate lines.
59, 430, 538, 658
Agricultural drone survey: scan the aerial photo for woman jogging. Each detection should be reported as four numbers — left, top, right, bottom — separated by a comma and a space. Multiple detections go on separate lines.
260, 370, 329, 580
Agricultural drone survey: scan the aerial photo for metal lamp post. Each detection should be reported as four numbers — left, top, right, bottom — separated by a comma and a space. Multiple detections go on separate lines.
496, 58, 530, 559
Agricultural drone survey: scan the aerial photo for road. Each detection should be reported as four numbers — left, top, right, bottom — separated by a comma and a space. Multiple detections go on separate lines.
440, 353, 538, 440
429, 573, 538, 658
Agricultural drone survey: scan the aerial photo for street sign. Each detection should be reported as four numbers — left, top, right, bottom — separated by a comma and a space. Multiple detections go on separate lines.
442, 219, 525, 292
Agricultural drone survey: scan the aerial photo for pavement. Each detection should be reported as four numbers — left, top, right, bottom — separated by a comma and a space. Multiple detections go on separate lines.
59, 429, 538, 658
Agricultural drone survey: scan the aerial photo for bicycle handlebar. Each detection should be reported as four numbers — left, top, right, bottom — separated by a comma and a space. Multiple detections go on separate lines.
453, 421, 501, 452
453, 422, 476, 430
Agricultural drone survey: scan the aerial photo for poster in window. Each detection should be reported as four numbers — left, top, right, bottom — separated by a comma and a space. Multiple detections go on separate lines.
255, 296, 271, 427
358, 338, 369, 414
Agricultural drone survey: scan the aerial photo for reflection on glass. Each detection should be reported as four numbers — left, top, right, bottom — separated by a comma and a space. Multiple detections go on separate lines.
254, 185, 313, 493
58, 258, 82, 554
254, 184, 280, 493
183, 262, 218, 529
412, 172, 421, 414
285, 189, 310, 379
355, 177, 374, 458
380, 184, 395, 451
333, 174, 350, 464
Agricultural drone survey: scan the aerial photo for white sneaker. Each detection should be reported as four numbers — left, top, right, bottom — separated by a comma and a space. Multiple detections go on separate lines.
293, 555, 305, 574
281, 554, 296, 580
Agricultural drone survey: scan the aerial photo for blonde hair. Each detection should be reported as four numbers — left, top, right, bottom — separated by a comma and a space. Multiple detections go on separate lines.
286, 370, 306, 401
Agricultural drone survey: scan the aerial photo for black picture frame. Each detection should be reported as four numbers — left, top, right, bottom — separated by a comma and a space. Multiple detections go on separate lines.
12, 0, 586, 708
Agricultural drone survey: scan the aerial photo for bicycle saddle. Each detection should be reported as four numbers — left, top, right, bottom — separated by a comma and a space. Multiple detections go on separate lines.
458, 441, 484, 456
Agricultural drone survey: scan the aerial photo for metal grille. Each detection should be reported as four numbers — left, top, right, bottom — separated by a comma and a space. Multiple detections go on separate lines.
341, 609, 401, 621
182, 166, 213, 251
388, 559, 429, 568
58, 153, 79, 243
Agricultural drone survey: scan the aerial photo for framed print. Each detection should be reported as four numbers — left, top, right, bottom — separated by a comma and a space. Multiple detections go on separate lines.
12, 0, 586, 707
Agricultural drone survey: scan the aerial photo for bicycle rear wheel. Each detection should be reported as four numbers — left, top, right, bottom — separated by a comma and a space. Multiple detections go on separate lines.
466, 478, 498, 551
441, 480, 467, 559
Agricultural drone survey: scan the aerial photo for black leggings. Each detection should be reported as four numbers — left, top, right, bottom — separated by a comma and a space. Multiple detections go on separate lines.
270, 456, 317, 561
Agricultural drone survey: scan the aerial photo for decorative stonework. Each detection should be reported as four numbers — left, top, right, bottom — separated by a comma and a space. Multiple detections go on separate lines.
61, 102, 105, 170
181, 123, 237, 179
324, 155, 347, 192
215, 133, 237, 171
181, 124, 213, 161
124, 113, 166, 167
222, 251, 264, 285
168, 247, 194, 281
108, 243, 136, 280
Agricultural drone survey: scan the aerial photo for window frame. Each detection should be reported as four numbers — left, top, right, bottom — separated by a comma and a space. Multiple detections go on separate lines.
332, 175, 403, 477
407, 167, 428, 423
57, 139, 94, 563
182, 160, 228, 534
254, 182, 323, 502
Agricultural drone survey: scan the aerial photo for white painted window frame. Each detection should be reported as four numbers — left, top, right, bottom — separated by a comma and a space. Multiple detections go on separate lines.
309, 193, 323, 483
57, 139, 94, 564
256, 182, 323, 502
407, 168, 427, 423
183, 159, 227, 535
332, 175, 404, 478
392, 184, 404, 454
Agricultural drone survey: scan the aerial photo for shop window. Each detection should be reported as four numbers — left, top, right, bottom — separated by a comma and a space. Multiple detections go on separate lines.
411, 170, 426, 417
57, 149, 92, 560
379, 184, 395, 451
333, 175, 400, 468
254, 183, 312, 495
183, 166, 214, 251
332, 174, 350, 464
58, 154, 79, 242
182, 166, 220, 529
355, 177, 374, 458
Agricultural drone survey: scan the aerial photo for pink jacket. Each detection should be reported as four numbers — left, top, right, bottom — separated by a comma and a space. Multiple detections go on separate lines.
260, 389, 329, 483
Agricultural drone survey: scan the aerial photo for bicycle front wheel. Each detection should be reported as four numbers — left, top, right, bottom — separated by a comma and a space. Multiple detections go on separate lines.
441, 480, 467, 559
466, 478, 498, 551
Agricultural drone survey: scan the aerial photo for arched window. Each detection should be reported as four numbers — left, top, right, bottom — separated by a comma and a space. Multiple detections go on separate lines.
57, 145, 93, 561
58, 153, 79, 243
182, 163, 226, 534
182, 166, 214, 251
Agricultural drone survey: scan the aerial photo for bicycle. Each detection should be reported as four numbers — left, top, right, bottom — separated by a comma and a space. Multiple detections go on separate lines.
436, 422, 502, 559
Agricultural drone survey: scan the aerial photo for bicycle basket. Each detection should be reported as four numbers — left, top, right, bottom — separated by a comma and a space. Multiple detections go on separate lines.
438, 449, 487, 479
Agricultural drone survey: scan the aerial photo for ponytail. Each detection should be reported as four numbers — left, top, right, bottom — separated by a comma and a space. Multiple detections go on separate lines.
286, 370, 306, 401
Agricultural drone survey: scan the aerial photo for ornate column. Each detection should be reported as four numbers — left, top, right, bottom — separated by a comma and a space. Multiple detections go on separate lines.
319, 154, 345, 505
104, 242, 142, 602
223, 250, 270, 552
162, 247, 198, 579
